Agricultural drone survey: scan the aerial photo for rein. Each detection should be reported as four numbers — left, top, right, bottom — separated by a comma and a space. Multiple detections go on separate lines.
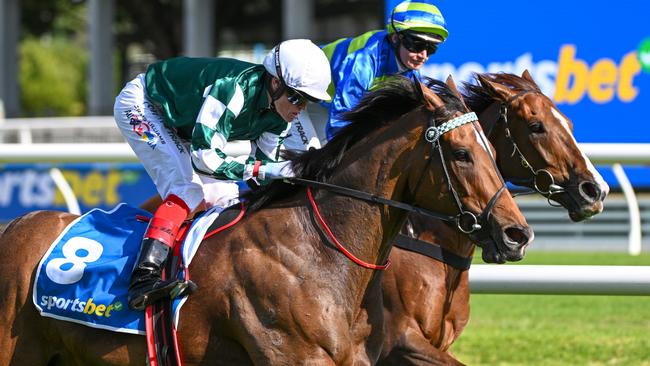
287, 110, 505, 270
493, 90, 566, 207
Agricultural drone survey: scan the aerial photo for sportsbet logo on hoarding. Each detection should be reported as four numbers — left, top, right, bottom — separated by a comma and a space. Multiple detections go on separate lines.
423, 44, 642, 106
554, 45, 639, 104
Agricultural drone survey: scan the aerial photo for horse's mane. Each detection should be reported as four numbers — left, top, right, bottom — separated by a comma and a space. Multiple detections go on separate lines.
462, 73, 541, 113
243, 76, 465, 212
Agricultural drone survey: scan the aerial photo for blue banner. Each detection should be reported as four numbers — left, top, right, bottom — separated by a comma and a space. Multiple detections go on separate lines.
386, 0, 650, 186
0, 163, 157, 222
386, 0, 649, 142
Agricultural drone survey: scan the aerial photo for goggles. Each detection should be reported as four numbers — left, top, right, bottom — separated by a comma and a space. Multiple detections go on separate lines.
286, 87, 320, 106
399, 33, 439, 56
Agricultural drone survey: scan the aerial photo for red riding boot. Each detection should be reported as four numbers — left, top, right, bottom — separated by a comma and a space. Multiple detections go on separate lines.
128, 195, 196, 310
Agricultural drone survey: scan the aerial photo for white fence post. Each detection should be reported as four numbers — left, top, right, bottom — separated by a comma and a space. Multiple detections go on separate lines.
612, 163, 642, 256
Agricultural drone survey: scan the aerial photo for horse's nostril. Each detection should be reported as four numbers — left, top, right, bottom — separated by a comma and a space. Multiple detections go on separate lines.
505, 227, 530, 247
579, 181, 601, 202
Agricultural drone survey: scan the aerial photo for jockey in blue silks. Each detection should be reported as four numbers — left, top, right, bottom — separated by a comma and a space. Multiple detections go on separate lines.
284, 0, 449, 148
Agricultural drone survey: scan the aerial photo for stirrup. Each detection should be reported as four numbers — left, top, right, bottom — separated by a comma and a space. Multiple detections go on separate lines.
170, 279, 197, 299
128, 279, 196, 311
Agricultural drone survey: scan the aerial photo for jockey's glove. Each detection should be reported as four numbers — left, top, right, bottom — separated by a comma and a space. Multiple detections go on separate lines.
261, 161, 295, 181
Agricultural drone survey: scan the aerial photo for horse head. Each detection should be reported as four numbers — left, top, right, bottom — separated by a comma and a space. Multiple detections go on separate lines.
465, 70, 609, 222
413, 76, 533, 263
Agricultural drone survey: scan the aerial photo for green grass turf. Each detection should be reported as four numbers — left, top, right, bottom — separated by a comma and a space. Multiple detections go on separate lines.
452, 251, 650, 365
472, 250, 650, 266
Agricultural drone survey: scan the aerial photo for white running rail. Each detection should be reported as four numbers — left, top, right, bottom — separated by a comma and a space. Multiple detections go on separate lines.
0, 142, 648, 255
469, 265, 650, 295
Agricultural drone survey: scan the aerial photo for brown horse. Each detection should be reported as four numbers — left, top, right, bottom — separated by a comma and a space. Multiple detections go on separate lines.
378, 71, 609, 365
0, 76, 532, 365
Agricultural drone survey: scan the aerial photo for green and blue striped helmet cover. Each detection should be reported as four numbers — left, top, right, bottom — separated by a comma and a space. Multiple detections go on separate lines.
387, 1, 448, 41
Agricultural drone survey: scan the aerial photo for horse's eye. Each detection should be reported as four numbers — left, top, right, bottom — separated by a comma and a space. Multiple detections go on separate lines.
453, 149, 470, 162
529, 121, 545, 133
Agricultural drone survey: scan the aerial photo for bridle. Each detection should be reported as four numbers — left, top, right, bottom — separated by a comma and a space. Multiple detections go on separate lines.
423, 111, 505, 236
491, 90, 565, 207
287, 106, 507, 268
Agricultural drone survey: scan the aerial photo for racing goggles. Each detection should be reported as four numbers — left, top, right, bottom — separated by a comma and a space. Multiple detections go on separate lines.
399, 33, 439, 55
286, 87, 320, 106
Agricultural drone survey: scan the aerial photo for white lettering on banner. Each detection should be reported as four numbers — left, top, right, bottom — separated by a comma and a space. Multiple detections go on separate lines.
0, 170, 54, 207
423, 45, 641, 105
424, 53, 558, 97
45, 237, 104, 285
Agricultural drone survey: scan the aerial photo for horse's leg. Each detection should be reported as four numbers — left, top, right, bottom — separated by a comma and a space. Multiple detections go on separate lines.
377, 331, 465, 366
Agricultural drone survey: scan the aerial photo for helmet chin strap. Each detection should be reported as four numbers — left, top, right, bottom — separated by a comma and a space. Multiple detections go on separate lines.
267, 44, 288, 110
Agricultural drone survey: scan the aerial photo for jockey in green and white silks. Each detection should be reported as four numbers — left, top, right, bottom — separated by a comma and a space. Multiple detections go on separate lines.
113, 39, 331, 311
286, 0, 449, 145
145, 57, 291, 182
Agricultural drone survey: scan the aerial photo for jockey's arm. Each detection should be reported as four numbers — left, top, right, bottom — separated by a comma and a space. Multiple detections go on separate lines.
189, 78, 291, 182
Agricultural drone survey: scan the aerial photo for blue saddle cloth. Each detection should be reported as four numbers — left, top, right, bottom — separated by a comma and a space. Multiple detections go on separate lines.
32, 203, 222, 335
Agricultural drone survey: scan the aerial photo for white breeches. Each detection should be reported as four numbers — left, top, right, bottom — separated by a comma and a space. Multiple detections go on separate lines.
113, 74, 240, 211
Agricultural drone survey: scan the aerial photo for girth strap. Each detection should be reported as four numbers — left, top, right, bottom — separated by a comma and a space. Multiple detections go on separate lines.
394, 234, 472, 271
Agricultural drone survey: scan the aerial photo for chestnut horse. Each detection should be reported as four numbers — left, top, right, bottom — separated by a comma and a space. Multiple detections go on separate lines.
0, 77, 532, 365
378, 71, 609, 365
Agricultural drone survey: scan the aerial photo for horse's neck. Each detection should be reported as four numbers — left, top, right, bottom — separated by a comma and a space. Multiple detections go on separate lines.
314, 120, 427, 284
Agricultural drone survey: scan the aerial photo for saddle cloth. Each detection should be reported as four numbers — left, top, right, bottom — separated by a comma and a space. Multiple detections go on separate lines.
32, 203, 223, 335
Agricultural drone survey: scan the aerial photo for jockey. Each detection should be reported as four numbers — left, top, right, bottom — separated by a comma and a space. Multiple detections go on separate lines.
113, 39, 331, 310
286, 0, 448, 146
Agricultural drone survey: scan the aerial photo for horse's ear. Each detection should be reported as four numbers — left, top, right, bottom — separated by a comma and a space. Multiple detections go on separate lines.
446, 75, 471, 109
477, 73, 514, 101
445, 75, 463, 100
521, 69, 535, 83
421, 83, 446, 111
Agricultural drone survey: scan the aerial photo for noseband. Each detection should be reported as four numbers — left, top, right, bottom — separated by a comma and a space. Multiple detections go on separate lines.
495, 90, 565, 207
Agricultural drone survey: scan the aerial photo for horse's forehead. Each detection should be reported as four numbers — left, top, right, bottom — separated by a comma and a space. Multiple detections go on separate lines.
511, 93, 553, 119
445, 123, 491, 153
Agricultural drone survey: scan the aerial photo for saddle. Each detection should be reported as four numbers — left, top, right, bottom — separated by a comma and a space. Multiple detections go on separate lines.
146, 203, 246, 366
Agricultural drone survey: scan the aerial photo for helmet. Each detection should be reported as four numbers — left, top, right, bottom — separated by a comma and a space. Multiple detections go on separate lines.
262, 39, 332, 102
387, 1, 448, 42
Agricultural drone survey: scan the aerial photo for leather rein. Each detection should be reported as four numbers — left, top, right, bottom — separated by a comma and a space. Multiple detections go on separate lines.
286, 108, 506, 270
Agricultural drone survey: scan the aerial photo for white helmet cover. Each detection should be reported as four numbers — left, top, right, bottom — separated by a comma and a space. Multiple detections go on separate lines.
263, 39, 331, 102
